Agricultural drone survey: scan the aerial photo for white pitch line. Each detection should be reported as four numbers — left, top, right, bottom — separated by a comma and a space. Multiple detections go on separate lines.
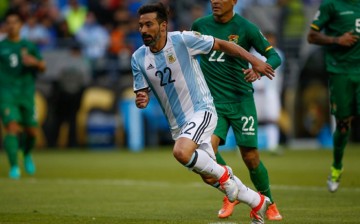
13, 178, 360, 192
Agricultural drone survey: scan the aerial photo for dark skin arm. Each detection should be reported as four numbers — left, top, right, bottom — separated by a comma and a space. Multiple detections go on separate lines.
22, 53, 46, 72
307, 29, 359, 47
213, 38, 275, 80
307, 29, 358, 126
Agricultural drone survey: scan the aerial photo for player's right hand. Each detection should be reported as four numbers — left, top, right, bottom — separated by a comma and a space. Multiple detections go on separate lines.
338, 31, 359, 47
252, 61, 275, 80
135, 91, 149, 109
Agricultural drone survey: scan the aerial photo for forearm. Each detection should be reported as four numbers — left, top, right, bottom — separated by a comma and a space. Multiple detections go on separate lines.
213, 38, 275, 78
214, 38, 258, 64
36, 61, 46, 73
23, 55, 46, 72
307, 29, 338, 45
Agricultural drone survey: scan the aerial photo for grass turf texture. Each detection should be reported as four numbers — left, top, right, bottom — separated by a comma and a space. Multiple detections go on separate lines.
0, 145, 359, 224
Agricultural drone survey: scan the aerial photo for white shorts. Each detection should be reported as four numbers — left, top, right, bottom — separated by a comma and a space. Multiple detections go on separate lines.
171, 110, 218, 160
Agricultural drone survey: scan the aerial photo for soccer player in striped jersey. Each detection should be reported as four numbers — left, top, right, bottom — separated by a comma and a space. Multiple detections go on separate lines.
191, 0, 282, 220
307, 0, 360, 193
131, 2, 275, 223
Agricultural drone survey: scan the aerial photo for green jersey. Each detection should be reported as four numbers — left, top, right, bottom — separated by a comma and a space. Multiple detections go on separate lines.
191, 13, 281, 104
0, 38, 42, 105
310, 0, 360, 74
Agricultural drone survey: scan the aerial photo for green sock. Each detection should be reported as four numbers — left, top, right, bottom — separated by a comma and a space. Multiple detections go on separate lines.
4, 134, 19, 167
215, 151, 227, 166
249, 161, 273, 202
22, 134, 36, 156
332, 129, 349, 170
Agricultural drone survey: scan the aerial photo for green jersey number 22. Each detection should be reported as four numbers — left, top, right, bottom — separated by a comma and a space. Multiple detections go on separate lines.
241, 116, 255, 132
209, 51, 225, 62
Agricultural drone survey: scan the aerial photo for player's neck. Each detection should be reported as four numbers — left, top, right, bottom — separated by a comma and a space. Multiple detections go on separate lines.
213, 11, 234, 23
7, 34, 21, 42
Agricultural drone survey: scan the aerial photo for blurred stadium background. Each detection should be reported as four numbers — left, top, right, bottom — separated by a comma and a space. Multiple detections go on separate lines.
0, 0, 359, 150
1, 1, 360, 223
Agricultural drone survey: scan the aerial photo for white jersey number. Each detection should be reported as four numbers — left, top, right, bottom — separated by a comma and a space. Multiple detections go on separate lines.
241, 116, 255, 132
9, 54, 18, 67
356, 18, 360, 33
209, 51, 225, 62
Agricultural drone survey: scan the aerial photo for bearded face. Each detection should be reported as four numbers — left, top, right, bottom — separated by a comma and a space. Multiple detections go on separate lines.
142, 27, 161, 47
139, 12, 163, 47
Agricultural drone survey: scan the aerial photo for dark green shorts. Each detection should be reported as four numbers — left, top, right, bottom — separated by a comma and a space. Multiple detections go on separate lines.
329, 73, 360, 119
0, 102, 38, 127
214, 100, 258, 148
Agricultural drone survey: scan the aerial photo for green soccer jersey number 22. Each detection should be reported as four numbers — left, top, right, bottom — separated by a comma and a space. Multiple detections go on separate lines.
209, 51, 225, 62
242, 116, 255, 132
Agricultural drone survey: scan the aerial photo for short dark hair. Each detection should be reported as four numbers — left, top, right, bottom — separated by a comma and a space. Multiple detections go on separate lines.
5, 10, 24, 23
137, 2, 168, 24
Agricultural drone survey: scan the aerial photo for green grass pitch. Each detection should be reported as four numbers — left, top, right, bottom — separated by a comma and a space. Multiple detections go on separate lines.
0, 144, 359, 224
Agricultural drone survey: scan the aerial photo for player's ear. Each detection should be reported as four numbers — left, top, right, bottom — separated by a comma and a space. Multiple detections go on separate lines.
160, 21, 167, 32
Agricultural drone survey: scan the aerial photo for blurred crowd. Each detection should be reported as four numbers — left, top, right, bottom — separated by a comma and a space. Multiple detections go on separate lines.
0, 0, 322, 81
0, 0, 326, 81
1, 0, 347, 148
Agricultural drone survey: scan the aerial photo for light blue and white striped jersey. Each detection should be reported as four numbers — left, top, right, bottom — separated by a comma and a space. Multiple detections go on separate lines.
131, 31, 216, 131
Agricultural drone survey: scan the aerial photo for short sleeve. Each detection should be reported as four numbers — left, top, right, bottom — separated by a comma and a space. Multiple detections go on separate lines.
131, 54, 149, 92
310, 1, 333, 31
181, 31, 215, 56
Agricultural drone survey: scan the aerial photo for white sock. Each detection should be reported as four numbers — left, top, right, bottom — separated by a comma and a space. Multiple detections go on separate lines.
186, 149, 225, 179
233, 175, 261, 208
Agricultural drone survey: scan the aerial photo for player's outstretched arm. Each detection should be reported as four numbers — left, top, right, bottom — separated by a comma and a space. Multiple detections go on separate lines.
308, 29, 359, 47
213, 38, 274, 79
22, 54, 46, 72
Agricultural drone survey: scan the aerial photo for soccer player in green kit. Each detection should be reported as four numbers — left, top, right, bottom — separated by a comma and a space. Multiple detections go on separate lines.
307, 0, 360, 193
191, 0, 282, 220
0, 12, 46, 179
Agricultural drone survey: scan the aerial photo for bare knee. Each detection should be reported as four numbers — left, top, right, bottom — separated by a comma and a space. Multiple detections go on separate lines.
173, 148, 190, 164
5, 122, 21, 135
336, 118, 352, 134
173, 138, 197, 165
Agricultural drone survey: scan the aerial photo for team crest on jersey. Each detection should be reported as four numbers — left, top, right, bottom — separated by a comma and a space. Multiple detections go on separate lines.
193, 31, 202, 38
228, 35, 239, 44
167, 52, 176, 64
